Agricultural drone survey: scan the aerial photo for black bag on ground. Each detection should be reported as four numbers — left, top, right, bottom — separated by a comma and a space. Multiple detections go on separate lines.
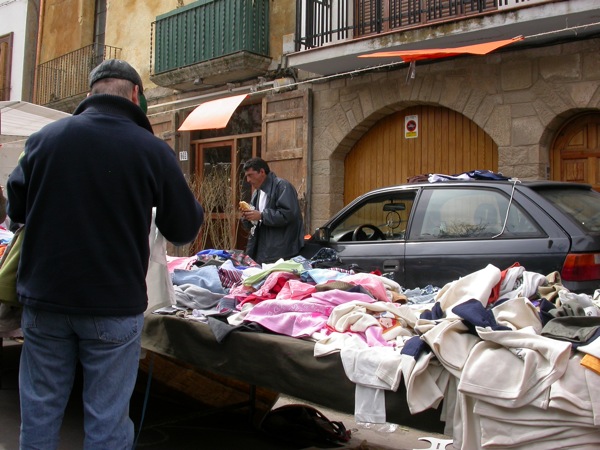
260, 404, 351, 448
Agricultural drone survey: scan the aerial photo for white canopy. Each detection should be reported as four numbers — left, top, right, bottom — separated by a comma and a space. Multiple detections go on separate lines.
0, 101, 70, 137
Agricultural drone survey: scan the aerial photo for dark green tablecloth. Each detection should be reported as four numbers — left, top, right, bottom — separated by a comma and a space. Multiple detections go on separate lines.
142, 312, 444, 432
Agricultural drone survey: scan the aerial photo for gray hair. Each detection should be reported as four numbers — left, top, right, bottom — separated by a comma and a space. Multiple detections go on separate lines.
90, 78, 135, 98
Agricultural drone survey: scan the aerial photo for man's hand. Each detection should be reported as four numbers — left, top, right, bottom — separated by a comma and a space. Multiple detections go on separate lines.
242, 210, 262, 222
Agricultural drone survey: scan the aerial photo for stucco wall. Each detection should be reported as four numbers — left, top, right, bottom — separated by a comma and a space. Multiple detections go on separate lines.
37, 0, 296, 102
38, 1, 197, 88
268, 0, 295, 70
104, 0, 185, 88
306, 37, 600, 231
38, 0, 95, 63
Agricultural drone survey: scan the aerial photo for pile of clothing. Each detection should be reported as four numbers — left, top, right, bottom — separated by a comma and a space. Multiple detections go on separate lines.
156, 250, 600, 450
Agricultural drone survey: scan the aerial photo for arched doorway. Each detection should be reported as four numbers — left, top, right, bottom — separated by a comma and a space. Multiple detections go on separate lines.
344, 105, 498, 203
551, 113, 600, 192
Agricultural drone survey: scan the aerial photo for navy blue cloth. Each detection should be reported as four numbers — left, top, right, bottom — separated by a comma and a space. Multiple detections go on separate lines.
400, 335, 431, 359
420, 302, 444, 321
452, 298, 511, 334
466, 170, 510, 181
538, 298, 558, 326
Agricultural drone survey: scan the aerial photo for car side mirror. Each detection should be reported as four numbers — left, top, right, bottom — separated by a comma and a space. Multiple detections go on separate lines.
313, 227, 331, 243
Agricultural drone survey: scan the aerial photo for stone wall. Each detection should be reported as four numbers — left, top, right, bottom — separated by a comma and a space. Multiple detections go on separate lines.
306, 37, 600, 230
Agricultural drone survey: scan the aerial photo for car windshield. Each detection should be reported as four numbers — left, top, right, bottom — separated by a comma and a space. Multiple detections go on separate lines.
331, 193, 416, 241
535, 187, 600, 233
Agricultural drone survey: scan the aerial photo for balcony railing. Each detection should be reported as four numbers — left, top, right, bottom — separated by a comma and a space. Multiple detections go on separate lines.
151, 0, 269, 75
35, 44, 121, 106
296, 0, 555, 50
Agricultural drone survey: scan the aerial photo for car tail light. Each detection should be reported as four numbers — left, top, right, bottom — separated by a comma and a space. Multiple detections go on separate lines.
561, 253, 600, 281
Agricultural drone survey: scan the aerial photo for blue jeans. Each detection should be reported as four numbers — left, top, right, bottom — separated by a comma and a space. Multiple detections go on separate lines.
19, 306, 144, 450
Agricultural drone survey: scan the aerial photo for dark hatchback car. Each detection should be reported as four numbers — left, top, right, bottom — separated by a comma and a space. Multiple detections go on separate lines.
301, 180, 600, 294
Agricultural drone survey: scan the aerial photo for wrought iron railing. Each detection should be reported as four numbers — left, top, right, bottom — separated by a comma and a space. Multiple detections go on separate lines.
35, 44, 121, 106
295, 0, 555, 50
151, 0, 269, 75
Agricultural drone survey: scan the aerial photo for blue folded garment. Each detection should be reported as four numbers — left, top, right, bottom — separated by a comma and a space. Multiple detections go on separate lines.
172, 265, 226, 294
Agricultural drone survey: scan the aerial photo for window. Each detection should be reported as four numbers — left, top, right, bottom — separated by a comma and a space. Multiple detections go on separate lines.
93, 0, 107, 67
330, 192, 416, 241
536, 187, 600, 233
413, 188, 543, 239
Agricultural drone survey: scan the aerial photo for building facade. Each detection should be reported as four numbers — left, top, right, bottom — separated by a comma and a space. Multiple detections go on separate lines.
26, 0, 600, 246
0, 0, 51, 185
303, 36, 600, 225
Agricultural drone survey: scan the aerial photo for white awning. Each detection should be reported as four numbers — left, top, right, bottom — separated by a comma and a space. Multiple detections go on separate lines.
178, 94, 248, 131
0, 101, 71, 137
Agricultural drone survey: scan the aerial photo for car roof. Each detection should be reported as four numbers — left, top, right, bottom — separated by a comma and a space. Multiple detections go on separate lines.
364, 179, 593, 195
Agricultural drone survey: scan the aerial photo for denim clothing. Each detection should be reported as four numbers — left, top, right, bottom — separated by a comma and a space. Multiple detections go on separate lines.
19, 306, 143, 450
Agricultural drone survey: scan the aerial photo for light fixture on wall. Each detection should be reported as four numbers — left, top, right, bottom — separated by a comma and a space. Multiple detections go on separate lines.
273, 77, 295, 93
250, 76, 296, 93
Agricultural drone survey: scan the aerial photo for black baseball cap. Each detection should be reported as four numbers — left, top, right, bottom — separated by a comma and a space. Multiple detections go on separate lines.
89, 59, 144, 94
89, 59, 147, 112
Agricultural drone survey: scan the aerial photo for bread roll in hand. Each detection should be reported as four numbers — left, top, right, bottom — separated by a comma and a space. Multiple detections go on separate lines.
239, 201, 254, 211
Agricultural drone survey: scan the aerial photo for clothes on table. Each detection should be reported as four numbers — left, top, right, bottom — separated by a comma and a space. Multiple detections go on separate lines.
155, 255, 600, 450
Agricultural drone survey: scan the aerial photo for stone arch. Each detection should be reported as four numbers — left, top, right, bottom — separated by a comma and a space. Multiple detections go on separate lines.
311, 71, 509, 227
538, 108, 592, 180
343, 104, 498, 203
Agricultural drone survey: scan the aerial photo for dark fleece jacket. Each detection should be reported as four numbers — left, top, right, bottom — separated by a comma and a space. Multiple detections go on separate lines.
242, 171, 304, 264
7, 94, 204, 316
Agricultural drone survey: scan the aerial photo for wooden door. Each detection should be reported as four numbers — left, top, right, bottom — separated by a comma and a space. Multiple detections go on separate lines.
192, 141, 237, 251
344, 105, 498, 203
262, 90, 311, 231
0, 34, 12, 100
551, 113, 600, 192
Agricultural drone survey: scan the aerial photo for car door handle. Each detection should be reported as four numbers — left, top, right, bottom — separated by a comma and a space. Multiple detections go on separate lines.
383, 260, 400, 271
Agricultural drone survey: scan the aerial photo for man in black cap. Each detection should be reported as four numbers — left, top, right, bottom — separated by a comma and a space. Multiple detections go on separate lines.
7, 59, 204, 449
88, 58, 148, 113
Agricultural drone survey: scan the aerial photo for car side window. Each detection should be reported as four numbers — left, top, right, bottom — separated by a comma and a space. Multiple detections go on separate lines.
414, 188, 543, 239
331, 193, 416, 242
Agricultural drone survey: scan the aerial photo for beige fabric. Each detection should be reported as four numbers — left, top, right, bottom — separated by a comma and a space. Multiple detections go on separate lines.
458, 327, 571, 409
436, 264, 501, 317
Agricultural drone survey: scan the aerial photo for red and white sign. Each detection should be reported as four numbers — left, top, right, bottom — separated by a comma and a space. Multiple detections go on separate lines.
405, 115, 418, 139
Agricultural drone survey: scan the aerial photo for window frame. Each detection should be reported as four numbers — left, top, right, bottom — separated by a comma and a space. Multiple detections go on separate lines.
408, 186, 545, 241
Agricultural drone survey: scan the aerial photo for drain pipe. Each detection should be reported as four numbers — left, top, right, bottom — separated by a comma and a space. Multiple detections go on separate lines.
32, 0, 45, 103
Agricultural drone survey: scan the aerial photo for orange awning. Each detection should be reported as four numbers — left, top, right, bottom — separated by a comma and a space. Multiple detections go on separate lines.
178, 93, 249, 131
358, 36, 524, 62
